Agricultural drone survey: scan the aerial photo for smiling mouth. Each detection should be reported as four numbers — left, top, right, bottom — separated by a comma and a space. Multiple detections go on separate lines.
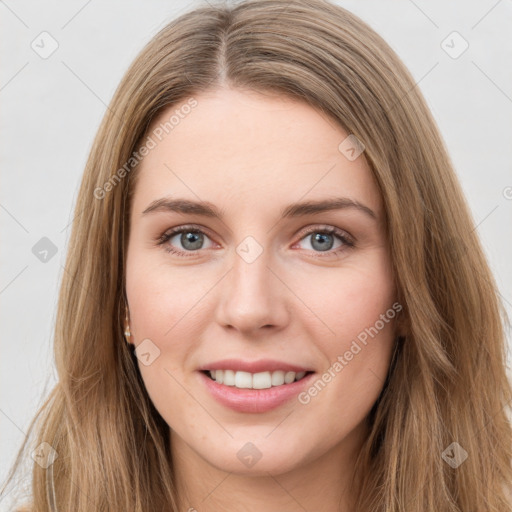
201, 369, 314, 390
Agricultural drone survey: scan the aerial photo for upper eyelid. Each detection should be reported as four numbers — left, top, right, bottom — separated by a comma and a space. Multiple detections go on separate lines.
165, 224, 217, 241
296, 224, 351, 238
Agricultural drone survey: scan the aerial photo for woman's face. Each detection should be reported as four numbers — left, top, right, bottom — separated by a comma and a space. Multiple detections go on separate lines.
126, 86, 398, 476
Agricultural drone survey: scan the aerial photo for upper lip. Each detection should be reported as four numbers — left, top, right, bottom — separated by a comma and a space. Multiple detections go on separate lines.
198, 359, 314, 374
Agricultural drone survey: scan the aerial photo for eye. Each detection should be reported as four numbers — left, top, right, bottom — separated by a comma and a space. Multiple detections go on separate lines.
155, 225, 215, 257
155, 224, 355, 258
293, 226, 355, 256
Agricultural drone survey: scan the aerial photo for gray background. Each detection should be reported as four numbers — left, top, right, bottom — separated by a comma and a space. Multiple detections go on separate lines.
1, 0, 511, 504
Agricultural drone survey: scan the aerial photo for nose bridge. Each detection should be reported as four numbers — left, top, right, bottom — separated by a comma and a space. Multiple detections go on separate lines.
233, 235, 272, 295
215, 232, 288, 332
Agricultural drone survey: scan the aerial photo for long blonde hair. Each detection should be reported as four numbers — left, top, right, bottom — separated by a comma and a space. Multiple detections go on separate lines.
3, 0, 511, 510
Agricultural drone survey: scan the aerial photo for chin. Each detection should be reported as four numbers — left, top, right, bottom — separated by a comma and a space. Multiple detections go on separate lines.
198, 439, 308, 476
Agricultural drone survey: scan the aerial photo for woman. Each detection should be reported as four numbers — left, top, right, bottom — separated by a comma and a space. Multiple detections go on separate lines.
3, 0, 511, 510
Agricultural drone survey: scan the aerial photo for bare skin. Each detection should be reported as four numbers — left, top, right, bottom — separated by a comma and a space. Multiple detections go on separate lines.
125, 86, 399, 511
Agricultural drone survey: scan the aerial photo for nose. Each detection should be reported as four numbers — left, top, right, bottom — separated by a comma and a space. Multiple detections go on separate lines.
214, 243, 289, 336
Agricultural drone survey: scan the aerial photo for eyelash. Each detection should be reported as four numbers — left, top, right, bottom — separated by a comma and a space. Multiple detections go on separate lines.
154, 224, 355, 258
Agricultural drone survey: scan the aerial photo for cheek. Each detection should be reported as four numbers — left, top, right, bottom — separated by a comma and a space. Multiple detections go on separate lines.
125, 250, 214, 384
299, 253, 397, 390
126, 249, 199, 340
125, 256, 201, 422
300, 255, 396, 340
298, 288, 396, 436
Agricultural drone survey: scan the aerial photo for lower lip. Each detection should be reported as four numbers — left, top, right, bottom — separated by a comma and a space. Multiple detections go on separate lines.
198, 371, 315, 413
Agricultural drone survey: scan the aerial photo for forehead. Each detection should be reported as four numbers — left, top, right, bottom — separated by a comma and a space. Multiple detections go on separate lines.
131, 87, 382, 219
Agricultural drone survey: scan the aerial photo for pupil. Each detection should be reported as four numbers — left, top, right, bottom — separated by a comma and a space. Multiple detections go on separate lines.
312, 233, 333, 252
182, 232, 203, 250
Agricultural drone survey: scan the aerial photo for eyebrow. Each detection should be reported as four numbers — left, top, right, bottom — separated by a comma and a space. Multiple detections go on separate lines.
141, 197, 377, 220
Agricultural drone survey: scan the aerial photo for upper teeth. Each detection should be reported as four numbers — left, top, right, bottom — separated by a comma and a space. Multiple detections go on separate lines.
208, 370, 307, 389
